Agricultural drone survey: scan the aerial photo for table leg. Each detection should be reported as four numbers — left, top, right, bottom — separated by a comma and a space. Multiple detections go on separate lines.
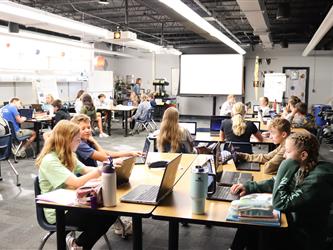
124, 111, 129, 137
34, 122, 41, 153
107, 110, 111, 135
55, 209, 66, 250
132, 216, 142, 250
168, 220, 179, 250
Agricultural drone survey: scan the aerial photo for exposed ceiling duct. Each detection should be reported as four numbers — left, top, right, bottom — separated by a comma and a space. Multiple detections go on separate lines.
236, 0, 273, 48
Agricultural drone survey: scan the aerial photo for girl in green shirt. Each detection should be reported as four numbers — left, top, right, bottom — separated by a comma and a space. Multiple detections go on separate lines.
36, 120, 116, 250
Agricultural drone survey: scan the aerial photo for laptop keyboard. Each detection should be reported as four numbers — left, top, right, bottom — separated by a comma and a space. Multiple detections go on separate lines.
210, 186, 239, 201
136, 186, 159, 201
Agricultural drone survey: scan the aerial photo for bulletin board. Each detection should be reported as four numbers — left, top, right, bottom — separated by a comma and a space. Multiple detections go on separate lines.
264, 73, 286, 102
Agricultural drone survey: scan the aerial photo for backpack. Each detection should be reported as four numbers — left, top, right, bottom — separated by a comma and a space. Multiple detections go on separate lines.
0, 116, 10, 136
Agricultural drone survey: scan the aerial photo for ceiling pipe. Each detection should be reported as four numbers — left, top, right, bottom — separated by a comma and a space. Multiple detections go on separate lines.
302, 5, 333, 56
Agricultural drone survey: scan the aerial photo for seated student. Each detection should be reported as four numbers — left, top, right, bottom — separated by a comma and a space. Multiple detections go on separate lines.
80, 93, 109, 138
258, 96, 270, 117
220, 94, 236, 116
286, 102, 311, 129
52, 99, 71, 126
42, 94, 54, 115
157, 107, 194, 153
230, 132, 333, 250
35, 120, 116, 250
147, 92, 157, 108
71, 114, 141, 167
95, 93, 113, 108
220, 102, 263, 143
74, 89, 85, 114
128, 94, 151, 134
281, 95, 301, 120
237, 118, 291, 174
1, 97, 36, 157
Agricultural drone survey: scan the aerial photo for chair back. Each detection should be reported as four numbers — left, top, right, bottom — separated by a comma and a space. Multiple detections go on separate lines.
147, 108, 155, 121
224, 141, 253, 154
0, 134, 12, 161
7, 121, 17, 140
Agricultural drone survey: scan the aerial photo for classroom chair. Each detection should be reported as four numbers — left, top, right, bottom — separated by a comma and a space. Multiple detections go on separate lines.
33, 176, 112, 250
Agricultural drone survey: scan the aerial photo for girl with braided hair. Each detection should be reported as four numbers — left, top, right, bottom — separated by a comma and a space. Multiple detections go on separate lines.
230, 132, 333, 250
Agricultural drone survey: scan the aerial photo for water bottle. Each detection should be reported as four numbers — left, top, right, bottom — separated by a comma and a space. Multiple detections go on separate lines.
276, 103, 281, 114
102, 157, 117, 207
190, 165, 208, 214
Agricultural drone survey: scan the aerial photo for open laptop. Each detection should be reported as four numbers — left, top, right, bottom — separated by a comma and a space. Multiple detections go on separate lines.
31, 104, 43, 112
135, 138, 151, 164
120, 154, 182, 205
218, 171, 253, 186
18, 108, 33, 119
179, 121, 197, 136
253, 121, 260, 131
230, 143, 260, 171
116, 156, 137, 186
210, 116, 230, 136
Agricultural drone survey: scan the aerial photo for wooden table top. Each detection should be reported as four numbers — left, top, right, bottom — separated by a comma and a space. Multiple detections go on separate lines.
152, 160, 288, 228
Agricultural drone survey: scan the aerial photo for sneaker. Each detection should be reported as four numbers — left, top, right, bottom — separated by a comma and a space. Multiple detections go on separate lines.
112, 218, 132, 236
66, 234, 82, 250
17, 148, 26, 158
99, 132, 109, 138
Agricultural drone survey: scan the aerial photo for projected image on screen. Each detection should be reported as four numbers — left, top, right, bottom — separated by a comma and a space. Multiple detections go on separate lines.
180, 54, 243, 95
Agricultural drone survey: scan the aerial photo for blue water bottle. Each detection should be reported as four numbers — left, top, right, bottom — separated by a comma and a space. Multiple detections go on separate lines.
190, 165, 208, 214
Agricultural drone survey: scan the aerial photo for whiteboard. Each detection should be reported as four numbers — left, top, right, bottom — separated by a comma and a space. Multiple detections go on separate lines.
264, 73, 286, 102
88, 71, 113, 94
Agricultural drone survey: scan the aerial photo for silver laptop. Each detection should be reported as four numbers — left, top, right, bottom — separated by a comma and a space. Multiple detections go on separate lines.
179, 121, 197, 136
116, 156, 137, 186
135, 138, 151, 164
120, 154, 182, 205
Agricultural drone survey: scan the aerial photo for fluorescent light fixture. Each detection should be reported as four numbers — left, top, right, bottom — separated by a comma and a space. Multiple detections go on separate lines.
158, 0, 246, 55
98, 0, 109, 4
94, 49, 135, 58
0, 1, 111, 39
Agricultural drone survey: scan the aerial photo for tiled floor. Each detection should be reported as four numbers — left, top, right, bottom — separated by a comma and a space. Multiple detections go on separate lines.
0, 118, 332, 249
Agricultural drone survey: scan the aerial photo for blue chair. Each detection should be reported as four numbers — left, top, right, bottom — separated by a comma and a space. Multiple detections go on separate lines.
8, 121, 35, 163
33, 176, 112, 250
0, 134, 20, 186
224, 141, 253, 154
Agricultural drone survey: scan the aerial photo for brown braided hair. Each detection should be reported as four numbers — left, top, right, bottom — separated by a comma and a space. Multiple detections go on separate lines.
287, 132, 319, 184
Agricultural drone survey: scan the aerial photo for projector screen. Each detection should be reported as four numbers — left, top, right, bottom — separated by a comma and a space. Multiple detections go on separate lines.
180, 54, 243, 95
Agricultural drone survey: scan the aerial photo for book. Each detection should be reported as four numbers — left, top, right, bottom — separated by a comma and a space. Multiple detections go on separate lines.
36, 189, 77, 205
226, 209, 281, 227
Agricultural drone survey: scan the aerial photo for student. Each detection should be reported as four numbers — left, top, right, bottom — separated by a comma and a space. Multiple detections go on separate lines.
147, 92, 157, 108
95, 93, 113, 108
74, 89, 85, 114
157, 107, 194, 153
52, 99, 71, 126
220, 102, 263, 142
230, 132, 333, 250
133, 77, 142, 96
237, 118, 291, 174
71, 114, 141, 167
282, 95, 301, 120
128, 94, 151, 134
1, 97, 36, 157
42, 94, 55, 115
80, 93, 109, 138
220, 94, 236, 116
35, 120, 116, 250
129, 91, 139, 107
286, 102, 309, 128
258, 96, 270, 117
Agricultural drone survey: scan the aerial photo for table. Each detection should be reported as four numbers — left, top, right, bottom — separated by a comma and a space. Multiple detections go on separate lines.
112, 105, 137, 137
36, 153, 198, 250
152, 161, 288, 250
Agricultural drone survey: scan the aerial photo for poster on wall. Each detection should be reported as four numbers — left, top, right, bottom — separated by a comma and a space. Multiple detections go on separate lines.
264, 73, 286, 102
34, 78, 59, 104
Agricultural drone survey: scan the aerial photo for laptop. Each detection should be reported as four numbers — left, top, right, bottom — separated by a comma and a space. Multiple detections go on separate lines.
116, 156, 137, 186
253, 121, 260, 131
179, 121, 197, 136
210, 116, 230, 136
31, 104, 43, 112
120, 154, 182, 205
218, 171, 253, 186
230, 143, 260, 171
135, 138, 151, 164
18, 108, 33, 119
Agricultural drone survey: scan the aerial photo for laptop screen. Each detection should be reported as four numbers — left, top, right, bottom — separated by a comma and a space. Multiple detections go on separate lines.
253, 121, 260, 130
210, 116, 230, 132
142, 138, 151, 160
18, 109, 33, 119
204, 159, 216, 194
156, 154, 182, 201
179, 122, 197, 135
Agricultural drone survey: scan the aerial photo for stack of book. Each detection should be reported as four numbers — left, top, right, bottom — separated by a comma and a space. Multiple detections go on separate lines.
226, 193, 280, 227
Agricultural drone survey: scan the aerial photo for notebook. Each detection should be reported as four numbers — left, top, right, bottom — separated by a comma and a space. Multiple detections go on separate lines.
230, 144, 260, 171
18, 108, 33, 119
120, 154, 182, 205
179, 121, 197, 135
116, 156, 137, 186
210, 116, 230, 136
135, 138, 151, 164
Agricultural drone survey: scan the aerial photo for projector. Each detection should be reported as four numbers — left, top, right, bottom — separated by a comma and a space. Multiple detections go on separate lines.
109, 31, 137, 42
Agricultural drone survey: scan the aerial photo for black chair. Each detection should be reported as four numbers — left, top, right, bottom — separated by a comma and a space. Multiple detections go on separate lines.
224, 141, 253, 154
8, 121, 35, 163
0, 134, 20, 186
33, 176, 112, 250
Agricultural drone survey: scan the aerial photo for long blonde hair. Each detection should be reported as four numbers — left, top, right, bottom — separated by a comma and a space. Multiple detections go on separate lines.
232, 102, 247, 136
157, 107, 182, 152
35, 120, 80, 172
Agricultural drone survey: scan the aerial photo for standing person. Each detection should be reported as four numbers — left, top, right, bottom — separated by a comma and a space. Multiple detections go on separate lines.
74, 90, 85, 114
80, 93, 109, 138
1, 97, 36, 157
42, 94, 55, 115
220, 94, 236, 116
35, 120, 116, 250
258, 96, 270, 117
157, 107, 194, 153
128, 94, 151, 134
230, 132, 333, 250
237, 118, 291, 174
133, 78, 142, 96
220, 102, 263, 143
52, 99, 71, 126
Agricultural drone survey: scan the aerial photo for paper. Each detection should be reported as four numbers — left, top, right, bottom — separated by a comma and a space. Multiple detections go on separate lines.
36, 189, 76, 205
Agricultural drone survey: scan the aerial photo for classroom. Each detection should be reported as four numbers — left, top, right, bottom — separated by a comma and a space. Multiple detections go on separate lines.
0, 1, 333, 250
